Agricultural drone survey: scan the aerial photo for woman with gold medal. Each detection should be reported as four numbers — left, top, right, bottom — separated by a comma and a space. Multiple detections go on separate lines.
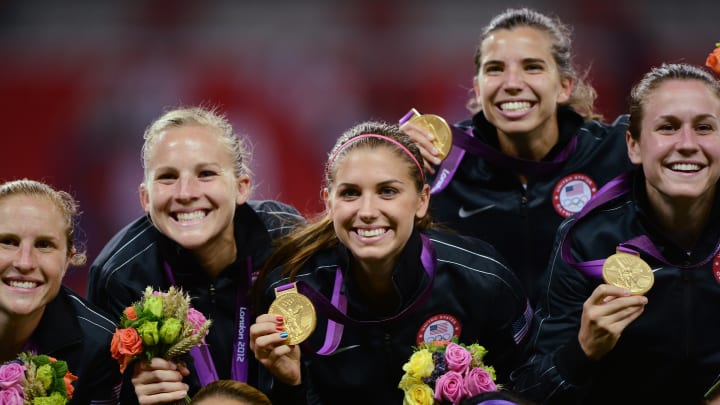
510, 63, 720, 404
249, 121, 534, 404
401, 8, 635, 307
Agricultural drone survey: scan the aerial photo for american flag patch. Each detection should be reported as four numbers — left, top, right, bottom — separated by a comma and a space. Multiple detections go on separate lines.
565, 184, 584, 197
512, 300, 533, 344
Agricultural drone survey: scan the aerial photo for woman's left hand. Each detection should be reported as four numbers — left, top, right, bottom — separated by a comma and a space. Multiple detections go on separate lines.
250, 313, 302, 386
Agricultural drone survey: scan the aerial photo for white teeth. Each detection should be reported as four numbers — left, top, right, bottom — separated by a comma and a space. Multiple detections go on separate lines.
670, 163, 701, 172
357, 228, 385, 237
8, 280, 37, 289
500, 101, 531, 112
177, 211, 206, 221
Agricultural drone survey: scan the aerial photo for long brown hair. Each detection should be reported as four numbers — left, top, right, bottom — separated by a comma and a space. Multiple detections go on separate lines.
254, 121, 432, 304
628, 63, 720, 140
469, 8, 601, 121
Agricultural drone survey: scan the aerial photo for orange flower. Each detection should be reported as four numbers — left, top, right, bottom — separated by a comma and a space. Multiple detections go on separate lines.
707, 43, 720, 75
111, 328, 143, 373
124, 306, 138, 321
63, 370, 79, 398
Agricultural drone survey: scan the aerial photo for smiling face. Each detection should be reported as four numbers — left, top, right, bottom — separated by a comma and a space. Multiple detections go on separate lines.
474, 26, 572, 143
325, 145, 429, 273
140, 124, 250, 254
627, 79, 720, 208
0, 195, 69, 320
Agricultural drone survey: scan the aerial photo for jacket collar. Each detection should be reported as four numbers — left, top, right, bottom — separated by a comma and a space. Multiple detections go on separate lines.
159, 203, 271, 282
467, 105, 584, 162
336, 230, 426, 315
31, 286, 83, 354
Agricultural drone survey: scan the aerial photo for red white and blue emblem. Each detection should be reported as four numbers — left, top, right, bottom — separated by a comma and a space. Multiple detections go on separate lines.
552, 173, 597, 218
713, 251, 720, 285
416, 314, 461, 345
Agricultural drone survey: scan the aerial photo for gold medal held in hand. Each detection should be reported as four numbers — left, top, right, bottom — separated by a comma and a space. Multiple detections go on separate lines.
268, 283, 317, 345
602, 249, 654, 295
400, 108, 453, 160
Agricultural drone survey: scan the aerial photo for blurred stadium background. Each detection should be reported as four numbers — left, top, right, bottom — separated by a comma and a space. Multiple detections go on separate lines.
0, 0, 716, 294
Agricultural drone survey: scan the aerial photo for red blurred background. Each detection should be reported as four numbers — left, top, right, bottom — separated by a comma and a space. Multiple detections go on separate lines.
0, 0, 715, 294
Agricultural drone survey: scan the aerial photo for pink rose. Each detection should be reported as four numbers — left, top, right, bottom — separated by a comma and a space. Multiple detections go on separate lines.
186, 308, 208, 335
444, 342, 472, 372
0, 363, 26, 389
463, 367, 497, 397
434, 370, 464, 405
0, 387, 24, 405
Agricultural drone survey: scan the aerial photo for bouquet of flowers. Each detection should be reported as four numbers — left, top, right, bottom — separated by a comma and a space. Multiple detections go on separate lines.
110, 286, 212, 374
0, 352, 78, 405
398, 339, 498, 405
708, 42, 720, 75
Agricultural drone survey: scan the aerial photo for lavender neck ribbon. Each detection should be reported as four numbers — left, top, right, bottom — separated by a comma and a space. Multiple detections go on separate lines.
561, 172, 720, 277
431, 126, 578, 194
164, 257, 252, 385
475, 401, 518, 405
293, 234, 437, 355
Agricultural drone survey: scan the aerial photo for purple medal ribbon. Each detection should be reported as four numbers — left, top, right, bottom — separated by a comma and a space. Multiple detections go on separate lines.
451, 126, 578, 176
399, 107, 579, 194
475, 401, 518, 405
430, 125, 577, 194
561, 171, 720, 276
291, 234, 437, 355
164, 258, 252, 385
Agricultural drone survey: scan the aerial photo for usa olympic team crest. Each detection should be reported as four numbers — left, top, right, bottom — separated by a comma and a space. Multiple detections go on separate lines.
552, 174, 597, 218
713, 251, 720, 285
416, 314, 461, 345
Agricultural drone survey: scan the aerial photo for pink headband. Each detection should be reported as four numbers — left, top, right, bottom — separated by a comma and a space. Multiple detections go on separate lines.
327, 134, 425, 182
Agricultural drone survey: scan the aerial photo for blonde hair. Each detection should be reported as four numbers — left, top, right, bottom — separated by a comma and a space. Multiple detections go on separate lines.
141, 105, 252, 183
0, 179, 86, 266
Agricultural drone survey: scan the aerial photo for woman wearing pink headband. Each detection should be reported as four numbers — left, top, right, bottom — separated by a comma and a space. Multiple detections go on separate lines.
250, 121, 535, 404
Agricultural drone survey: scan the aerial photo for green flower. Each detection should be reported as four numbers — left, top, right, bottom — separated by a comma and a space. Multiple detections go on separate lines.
36, 364, 55, 390
32, 391, 68, 405
137, 321, 160, 346
159, 318, 183, 344
143, 296, 164, 319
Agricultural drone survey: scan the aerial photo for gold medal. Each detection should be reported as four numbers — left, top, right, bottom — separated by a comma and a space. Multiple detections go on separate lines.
400, 108, 453, 160
602, 249, 654, 295
268, 283, 317, 345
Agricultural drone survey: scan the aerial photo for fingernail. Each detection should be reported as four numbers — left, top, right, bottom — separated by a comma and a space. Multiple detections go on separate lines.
276, 324, 285, 331
279, 332, 289, 339
276, 315, 284, 322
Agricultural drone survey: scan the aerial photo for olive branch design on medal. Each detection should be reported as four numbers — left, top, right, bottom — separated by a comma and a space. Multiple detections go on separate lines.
602, 249, 654, 295
268, 283, 317, 345
400, 108, 453, 160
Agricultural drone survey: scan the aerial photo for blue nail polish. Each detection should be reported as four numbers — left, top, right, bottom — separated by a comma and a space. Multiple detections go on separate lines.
279, 332, 289, 339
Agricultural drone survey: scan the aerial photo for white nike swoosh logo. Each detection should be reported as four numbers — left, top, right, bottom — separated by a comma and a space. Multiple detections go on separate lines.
458, 204, 495, 218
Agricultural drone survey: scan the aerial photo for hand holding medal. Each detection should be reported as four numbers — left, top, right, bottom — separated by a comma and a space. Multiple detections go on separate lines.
268, 283, 317, 345
602, 249, 654, 295
399, 108, 453, 160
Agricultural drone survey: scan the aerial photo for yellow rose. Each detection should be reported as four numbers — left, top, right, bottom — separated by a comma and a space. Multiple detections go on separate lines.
402, 383, 434, 405
398, 372, 423, 391
401, 349, 434, 378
